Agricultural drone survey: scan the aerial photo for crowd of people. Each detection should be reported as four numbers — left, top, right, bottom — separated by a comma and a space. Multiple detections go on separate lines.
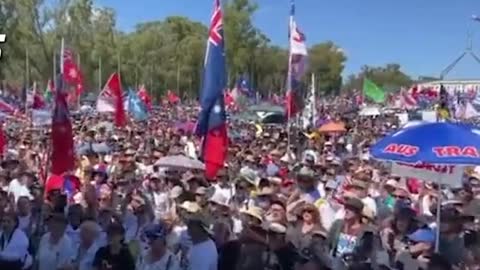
0, 105, 478, 270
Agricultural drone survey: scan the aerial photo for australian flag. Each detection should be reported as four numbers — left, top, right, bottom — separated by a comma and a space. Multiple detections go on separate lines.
286, 0, 308, 118
195, 0, 228, 179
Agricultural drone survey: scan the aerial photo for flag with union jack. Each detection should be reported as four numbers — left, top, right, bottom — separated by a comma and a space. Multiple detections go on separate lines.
195, 0, 228, 179
286, 0, 308, 118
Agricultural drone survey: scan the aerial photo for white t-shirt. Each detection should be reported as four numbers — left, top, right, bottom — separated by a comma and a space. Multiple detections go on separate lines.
186, 239, 217, 270
213, 184, 234, 202
18, 215, 31, 232
7, 179, 32, 202
361, 196, 378, 217
76, 242, 100, 270
65, 224, 80, 249
136, 250, 180, 270
37, 233, 76, 270
0, 228, 30, 262
152, 192, 170, 219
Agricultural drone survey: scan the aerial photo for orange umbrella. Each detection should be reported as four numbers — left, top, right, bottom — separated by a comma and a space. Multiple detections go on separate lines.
318, 121, 346, 133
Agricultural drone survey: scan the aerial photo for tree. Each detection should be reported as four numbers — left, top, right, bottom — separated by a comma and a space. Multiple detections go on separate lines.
223, 0, 261, 87
307, 41, 347, 95
1, 0, 401, 100
343, 63, 412, 92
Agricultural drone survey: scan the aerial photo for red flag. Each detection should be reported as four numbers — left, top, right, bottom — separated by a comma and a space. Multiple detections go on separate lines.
104, 73, 126, 127
138, 85, 152, 111
51, 91, 74, 175
196, 0, 228, 180
63, 49, 83, 92
167, 90, 180, 104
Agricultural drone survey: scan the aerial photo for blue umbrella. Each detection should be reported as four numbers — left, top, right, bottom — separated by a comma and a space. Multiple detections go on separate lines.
370, 122, 480, 165
371, 121, 480, 252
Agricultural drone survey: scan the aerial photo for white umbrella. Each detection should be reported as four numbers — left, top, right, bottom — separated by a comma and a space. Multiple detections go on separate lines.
155, 155, 205, 171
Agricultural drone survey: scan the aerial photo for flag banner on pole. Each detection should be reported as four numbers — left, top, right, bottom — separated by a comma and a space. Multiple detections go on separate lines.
363, 78, 385, 103
286, 0, 308, 118
195, 0, 228, 180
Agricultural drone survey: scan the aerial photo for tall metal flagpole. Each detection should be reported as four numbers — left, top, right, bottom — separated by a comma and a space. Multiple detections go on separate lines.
117, 54, 121, 74
53, 50, 57, 84
311, 73, 316, 126
60, 38, 65, 76
25, 48, 30, 113
286, 0, 294, 162
77, 53, 81, 108
98, 57, 102, 92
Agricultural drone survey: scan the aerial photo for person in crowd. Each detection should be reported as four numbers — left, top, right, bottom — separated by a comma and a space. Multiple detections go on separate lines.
326, 197, 371, 268
16, 196, 33, 235
92, 221, 135, 270
184, 213, 217, 270
127, 194, 154, 259
266, 222, 298, 270
437, 207, 468, 266
36, 212, 75, 270
286, 203, 326, 252
136, 223, 180, 270
381, 206, 419, 260
74, 220, 101, 270
141, 174, 170, 221
66, 204, 84, 248
0, 211, 30, 270
7, 172, 33, 203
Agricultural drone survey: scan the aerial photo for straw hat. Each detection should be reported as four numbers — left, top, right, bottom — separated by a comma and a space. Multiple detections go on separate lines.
179, 201, 200, 213
208, 192, 230, 208
240, 206, 264, 223
348, 180, 369, 190
256, 187, 275, 197
343, 197, 364, 214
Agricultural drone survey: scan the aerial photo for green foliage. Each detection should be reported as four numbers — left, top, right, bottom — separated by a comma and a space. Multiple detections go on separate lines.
307, 42, 346, 95
0, 0, 350, 99
344, 63, 412, 93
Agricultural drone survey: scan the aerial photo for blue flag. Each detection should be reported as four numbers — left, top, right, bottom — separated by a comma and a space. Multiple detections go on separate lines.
195, 0, 228, 179
127, 89, 148, 121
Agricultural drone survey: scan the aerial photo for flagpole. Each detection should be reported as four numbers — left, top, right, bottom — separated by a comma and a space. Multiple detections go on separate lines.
53, 50, 57, 85
286, 0, 294, 162
176, 63, 180, 95
77, 52, 81, 108
135, 65, 138, 90
311, 73, 316, 126
25, 48, 30, 113
117, 53, 121, 74
60, 38, 65, 75
98, 57, 102, 92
